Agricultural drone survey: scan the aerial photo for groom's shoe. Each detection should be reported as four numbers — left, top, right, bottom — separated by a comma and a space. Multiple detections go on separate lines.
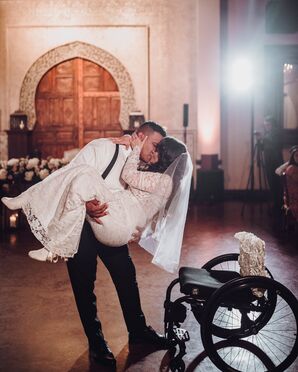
129, 325, 172, 349
89, 340, 116, 367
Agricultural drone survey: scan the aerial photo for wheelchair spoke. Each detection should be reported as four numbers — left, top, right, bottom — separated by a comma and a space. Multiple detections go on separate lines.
213, 307, 242, 330
236, 347, 247, 370
261, 328, 295, 349
261, 328, 297, 338
212, 341, 270, 371
246, 346, 252, 372
215, 260, 240, 273
253, 332, 284, 364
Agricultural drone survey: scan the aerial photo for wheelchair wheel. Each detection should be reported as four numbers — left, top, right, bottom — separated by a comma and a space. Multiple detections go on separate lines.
201, 276, 298, 371
202, 254, 276, 339
202, 253, 273, 278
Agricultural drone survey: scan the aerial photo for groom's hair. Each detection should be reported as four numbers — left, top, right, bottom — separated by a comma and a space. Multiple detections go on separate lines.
137, 121, 166, 137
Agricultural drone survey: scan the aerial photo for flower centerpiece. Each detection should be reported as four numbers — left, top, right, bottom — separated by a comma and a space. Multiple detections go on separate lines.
0, 157, 69, 196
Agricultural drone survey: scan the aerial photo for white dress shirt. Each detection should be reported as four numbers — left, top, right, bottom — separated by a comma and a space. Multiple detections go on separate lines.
70, 138, 131, 191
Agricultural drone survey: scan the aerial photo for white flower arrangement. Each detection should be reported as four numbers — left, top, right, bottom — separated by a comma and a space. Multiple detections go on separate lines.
26, 157, 40, 170
0, 156, 69, 192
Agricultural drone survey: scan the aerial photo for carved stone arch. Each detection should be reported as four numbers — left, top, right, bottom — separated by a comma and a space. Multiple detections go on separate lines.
19, 41, 137, 130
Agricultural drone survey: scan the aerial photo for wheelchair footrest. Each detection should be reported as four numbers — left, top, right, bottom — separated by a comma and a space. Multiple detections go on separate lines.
173, 327, 190, 342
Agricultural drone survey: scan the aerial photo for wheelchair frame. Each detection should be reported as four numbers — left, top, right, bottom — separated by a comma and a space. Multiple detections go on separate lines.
164, 253, 298, 371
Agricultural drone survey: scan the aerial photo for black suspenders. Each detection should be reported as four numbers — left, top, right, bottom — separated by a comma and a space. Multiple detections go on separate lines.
101, 144, 119, 180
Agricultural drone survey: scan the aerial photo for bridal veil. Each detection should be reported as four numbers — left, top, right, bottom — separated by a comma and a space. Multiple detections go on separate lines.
139, 151, 193, 273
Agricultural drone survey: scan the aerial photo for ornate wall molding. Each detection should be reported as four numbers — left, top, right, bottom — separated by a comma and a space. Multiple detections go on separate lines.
19, 41, 136, 129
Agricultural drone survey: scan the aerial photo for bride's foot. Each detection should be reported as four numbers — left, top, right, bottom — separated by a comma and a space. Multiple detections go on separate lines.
28, 248, 58, 263
1, 196, 25, 210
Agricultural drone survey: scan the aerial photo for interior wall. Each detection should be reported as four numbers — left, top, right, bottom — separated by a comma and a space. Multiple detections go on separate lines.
7, 26, 148, 128
0, 0, 199, 161
197, 0, 220, 156
0, 0, 225, 189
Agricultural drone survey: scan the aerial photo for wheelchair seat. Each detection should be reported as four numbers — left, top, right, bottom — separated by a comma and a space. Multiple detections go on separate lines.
179, 267, 240, 297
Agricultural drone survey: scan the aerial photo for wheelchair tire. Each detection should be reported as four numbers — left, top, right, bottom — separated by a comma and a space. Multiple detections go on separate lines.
202, 253, 274, 279
201, 276, 298, 372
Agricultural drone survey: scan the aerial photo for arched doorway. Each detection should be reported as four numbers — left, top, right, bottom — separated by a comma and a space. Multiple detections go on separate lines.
33, 58, 122, 158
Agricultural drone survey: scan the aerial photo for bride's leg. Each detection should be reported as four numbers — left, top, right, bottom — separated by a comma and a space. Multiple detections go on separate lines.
34, 170, 111, 258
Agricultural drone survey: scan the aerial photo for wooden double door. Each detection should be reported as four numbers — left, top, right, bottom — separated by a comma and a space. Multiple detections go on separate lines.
33, 58, 122, 158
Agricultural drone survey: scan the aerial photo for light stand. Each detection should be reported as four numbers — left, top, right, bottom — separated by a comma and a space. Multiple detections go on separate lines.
249, 93, 255, 191
183, 104, 188, 144
241, 93, 269, 216
228, 56, 269, 215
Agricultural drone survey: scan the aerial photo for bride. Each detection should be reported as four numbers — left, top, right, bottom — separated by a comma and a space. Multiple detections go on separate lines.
2, 134, 192, 273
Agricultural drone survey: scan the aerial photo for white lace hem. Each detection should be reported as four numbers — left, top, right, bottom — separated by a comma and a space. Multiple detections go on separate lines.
22, 202, 84, 258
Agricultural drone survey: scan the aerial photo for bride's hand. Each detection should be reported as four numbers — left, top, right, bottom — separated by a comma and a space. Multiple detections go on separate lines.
130, 132, 147, 149
110, 135, 131, 149
128, 226, 144, 243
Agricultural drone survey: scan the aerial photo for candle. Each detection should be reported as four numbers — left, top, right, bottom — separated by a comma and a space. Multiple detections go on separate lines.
134, 120, 140, 128
9, 213, 18, 228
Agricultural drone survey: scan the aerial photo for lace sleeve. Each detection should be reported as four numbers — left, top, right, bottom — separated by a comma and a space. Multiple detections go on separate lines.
121, 146, 172, 196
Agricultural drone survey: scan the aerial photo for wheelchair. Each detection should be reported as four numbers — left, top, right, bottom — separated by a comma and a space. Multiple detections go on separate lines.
164, 253, 298, 371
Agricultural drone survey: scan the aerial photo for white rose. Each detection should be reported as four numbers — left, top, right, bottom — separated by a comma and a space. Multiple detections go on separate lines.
61, 158, 69, 165
26, 158, 39, 170
7, 158, 19, 166
31, 157, 39, 165
40, 160, 47, 168
39, 168, 50, 180
49, 158, 61, 168
24, 171, 34, 181
0, 169, 8, 180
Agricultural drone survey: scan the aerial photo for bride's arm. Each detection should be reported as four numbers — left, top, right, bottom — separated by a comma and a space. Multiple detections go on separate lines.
121, 146, 172, 196
109, 134, 132, 149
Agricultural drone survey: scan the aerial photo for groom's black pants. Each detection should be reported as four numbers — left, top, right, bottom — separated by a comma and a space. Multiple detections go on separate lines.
67, 221, 146, 346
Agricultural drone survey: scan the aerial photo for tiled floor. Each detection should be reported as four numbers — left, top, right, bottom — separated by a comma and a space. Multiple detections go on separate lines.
0, 201, 297, 371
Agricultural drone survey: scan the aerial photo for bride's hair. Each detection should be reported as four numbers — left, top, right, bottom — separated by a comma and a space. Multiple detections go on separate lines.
147, 137, 187, 173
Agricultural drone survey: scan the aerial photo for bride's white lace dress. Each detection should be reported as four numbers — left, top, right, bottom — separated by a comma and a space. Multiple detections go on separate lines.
20, 146, 172, 258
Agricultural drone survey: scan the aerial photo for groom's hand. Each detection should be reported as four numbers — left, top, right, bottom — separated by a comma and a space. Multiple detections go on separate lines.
86, 199, 108, 224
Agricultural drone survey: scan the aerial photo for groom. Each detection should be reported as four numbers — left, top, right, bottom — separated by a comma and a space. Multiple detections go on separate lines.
66, 121, 168, 367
